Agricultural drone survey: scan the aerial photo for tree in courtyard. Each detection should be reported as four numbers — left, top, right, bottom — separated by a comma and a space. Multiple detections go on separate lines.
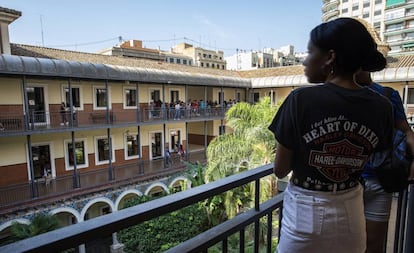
204, 96, 281, 222
7, 213, 59, 243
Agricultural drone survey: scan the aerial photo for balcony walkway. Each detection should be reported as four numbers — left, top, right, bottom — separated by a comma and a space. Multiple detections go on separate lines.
0, 144, 207, 213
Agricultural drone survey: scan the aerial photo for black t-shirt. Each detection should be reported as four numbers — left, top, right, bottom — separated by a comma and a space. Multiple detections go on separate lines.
268, 83, 393, 189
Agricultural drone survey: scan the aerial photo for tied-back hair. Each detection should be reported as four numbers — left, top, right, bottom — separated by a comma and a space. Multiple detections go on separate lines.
310, 17, 386, 74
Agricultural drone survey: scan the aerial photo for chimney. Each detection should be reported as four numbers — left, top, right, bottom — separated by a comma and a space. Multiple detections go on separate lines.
0, 7, 21, 54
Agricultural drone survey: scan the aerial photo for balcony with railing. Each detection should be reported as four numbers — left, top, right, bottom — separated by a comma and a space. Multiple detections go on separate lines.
0, 164, 413, 253
0, 106, 229, 135
0, 146, 206, 209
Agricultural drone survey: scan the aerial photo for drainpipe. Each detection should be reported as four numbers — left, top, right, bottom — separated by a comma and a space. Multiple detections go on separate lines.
22, 76, 30, 131
69, 79, 79, 189
136, 82, 140, 123
71, 131, 79, 188
105, 80, 113, 181
26, 135, 37, 198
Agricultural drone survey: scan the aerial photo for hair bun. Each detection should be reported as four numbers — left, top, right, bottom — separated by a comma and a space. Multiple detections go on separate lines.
361, 50, 387, 72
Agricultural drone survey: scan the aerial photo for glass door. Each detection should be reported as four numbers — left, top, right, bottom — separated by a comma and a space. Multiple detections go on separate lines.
150, 132, 163, 160
26, 86, 46, 124
31, 144, 51, 180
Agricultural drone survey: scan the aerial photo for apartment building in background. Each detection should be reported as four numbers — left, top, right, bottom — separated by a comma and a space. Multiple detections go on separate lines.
171, 42, 226, 70
322, 0, 414, 55
225, 45, 305, 70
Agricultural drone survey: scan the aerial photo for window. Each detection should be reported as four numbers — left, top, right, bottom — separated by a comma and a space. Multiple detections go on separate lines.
125, 133, 139, 159
63, 86, 82, 109
169, 58, 174, 63
374, 10, 382, 16
218, 91, 224, 105
236, 92, 241, 102
253, 92, 260, 103
206, 63, 210, 68
363, 13, 369, 18
374, 21, 381, 28
352, 4, 359, 11
124, 88, 137, 108
212, 63, 215, 68
150, 89, 161, 102
375, 0, 382, 4
342, 0, 348, 2
93, 87, 109, 109
208, 54, 212, 58
183, 59, 187, 65
219, 125, 226, 135
404, 87, 414, 104
363, 1, 370, 7
170, 90, 179, 104
95, 136, 115, 165
176, 59, 181, 64
65, 139, 88, 170
201, 62, 204, 67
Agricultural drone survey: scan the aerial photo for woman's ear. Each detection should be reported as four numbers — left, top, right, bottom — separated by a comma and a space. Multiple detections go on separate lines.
325, 49, 336, 66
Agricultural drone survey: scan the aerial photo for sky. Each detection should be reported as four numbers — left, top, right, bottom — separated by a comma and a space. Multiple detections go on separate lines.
1, 1, 323, 57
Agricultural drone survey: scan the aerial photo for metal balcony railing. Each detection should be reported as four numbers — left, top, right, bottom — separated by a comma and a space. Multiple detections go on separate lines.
0, 163, 413, 253
0, 150, 206, 208
0, 107, 229, 134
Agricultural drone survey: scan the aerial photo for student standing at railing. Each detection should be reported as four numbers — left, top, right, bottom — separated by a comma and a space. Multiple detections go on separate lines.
269, 18, 393, 253
60, 102, 67, 126
355, 71, 414, 253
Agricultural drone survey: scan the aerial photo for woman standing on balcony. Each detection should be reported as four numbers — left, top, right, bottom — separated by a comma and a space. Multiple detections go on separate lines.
268, 18, 393, 253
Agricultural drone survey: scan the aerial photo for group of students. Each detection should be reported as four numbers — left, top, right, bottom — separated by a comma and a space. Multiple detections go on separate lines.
269, 17, 414, 253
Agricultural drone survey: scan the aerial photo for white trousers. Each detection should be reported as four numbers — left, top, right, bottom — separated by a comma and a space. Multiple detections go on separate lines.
277, 183, 366, 253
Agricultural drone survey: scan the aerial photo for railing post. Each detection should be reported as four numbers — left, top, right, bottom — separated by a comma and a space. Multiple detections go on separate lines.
394, 188, 408, 253
404, 184, 414, 253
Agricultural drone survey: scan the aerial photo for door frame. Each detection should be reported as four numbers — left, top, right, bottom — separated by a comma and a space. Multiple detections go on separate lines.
149, 131, 163, 160
25, 83, 50, 126
26, 141, 55, 181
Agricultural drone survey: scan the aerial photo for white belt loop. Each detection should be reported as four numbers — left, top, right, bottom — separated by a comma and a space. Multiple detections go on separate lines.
333, 183, 337, 193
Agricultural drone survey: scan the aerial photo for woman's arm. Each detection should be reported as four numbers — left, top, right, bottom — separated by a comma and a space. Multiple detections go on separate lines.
273, 143, 293, 178
395, 119, 414, 180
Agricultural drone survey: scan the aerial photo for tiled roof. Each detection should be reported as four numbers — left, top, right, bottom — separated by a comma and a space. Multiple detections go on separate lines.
9, 43, 414, 81
10, 44, 241, 78
237, 65, 305, 78
387, 54, 414, 68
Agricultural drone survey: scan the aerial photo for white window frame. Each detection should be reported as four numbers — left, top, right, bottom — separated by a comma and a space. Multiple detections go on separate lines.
93, 86, 111, 110
124, 132, 140, 160
123, 86, 137, 109
61, 84, 83, 111
64, 138, 89, 171
94, 135, 115, 165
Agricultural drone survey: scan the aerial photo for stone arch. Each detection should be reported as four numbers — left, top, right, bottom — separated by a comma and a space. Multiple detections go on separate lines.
0, 218, 30, 232
144, 182, 169, 196
169, 176, 191, 192
80, 197, 115, 221
115, 189, 143, 210
49, 207, 81, 225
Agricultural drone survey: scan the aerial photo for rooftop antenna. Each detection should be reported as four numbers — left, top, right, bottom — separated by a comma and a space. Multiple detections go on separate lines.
40, 15, 44, 46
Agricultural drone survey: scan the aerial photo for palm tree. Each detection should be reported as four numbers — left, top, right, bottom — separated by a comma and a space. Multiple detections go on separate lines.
205, 96, 281, 221
8, 213, 59, 243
